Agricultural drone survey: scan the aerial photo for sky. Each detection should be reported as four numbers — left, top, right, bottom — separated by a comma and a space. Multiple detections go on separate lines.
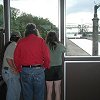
0, 0, 58, 26
66, 0, 100, 25
10, 0, 59, 26
0, 0, 100, 27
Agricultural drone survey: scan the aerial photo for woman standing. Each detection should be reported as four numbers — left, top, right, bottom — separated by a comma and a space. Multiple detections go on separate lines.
2, 34, 21, 100
45, 31, 66, 100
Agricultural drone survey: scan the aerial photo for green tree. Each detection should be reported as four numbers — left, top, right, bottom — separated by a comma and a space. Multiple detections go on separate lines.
0, 4, 58, 38
0, 5, 3, 27
16, 13, 34, 36
10, 7, 20, 33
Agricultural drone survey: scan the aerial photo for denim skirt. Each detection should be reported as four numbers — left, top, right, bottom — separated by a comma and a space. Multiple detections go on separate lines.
45, 65, 63, 81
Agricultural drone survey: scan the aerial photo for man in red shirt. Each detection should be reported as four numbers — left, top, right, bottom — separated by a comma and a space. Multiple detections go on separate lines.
14, 23, 50, 100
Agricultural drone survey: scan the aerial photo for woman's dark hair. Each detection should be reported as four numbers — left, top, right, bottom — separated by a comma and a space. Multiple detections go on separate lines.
25, 23, 38, 37
10, 34, 20, 42
46, 31, 59, 50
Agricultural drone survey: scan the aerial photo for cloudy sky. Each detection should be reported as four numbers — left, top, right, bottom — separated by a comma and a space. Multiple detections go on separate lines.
0, 0, 100, 26
66, 0, 100, 25
10, 0, 59, 26
0, 0, 58, 26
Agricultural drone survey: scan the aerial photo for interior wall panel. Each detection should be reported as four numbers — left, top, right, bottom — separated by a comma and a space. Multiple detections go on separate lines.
65, 62, 100, 100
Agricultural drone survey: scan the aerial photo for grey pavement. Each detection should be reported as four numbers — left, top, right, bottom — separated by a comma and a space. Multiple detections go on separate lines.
65, 38, 90, 56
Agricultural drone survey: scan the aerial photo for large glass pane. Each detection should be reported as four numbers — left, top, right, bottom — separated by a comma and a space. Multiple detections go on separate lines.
65, 0, 100, 56
10, 1, 63, 100
10, 0, 59, 38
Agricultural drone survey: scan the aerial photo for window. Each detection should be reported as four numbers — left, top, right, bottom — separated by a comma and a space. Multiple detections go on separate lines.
65, 0, 100, 56
0, 0, 3, 28
10, 0, 59, 38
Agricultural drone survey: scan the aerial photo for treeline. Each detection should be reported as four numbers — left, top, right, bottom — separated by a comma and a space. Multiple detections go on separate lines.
0, 4, 58, 39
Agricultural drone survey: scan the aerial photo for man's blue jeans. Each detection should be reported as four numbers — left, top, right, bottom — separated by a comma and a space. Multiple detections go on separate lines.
20, 67, 45, 100
2, 67, 21, 100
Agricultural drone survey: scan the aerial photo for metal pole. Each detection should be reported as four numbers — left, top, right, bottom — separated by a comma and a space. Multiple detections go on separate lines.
59, 0, 64, 44
3, 0, 10, 44
92, 5, 100, 56
59, 0, 66, 100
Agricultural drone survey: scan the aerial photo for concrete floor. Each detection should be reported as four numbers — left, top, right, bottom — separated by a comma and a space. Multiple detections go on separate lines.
65, 38, 90, 56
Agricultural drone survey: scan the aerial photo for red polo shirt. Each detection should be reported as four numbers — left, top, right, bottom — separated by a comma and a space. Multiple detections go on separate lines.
14, 34, 50, 72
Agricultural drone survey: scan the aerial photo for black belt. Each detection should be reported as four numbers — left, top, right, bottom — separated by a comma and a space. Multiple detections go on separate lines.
22, 65, 42, 68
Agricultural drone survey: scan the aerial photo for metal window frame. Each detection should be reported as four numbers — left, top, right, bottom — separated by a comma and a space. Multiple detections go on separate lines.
3, 0, 10, 44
